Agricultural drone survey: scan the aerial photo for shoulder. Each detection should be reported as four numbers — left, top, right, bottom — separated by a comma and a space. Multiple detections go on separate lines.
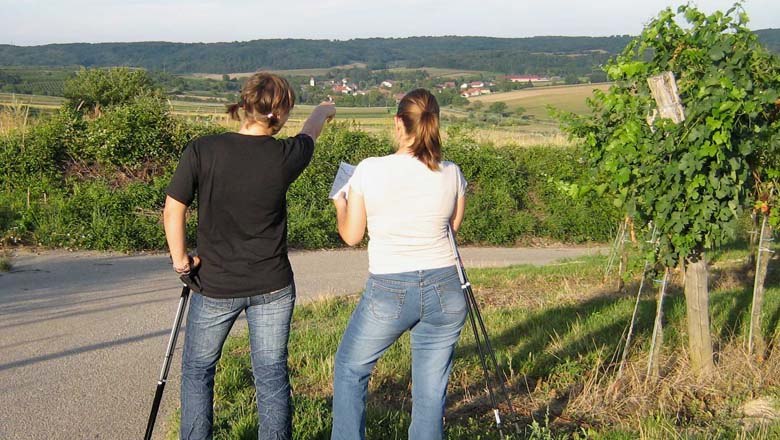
185, 132, 231, 154
440, 160, 463, 173
355, 156, 386, 170
277, 133, 314, 145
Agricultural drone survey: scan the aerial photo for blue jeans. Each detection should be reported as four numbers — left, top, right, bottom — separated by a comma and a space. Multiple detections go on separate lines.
180, 284, 296, 440
331, 266, 467, 440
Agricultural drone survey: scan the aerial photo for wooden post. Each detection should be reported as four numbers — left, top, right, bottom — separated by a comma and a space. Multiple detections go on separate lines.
647, 268, 668, 379
684, 254, 714, 377
749, 215, 772, 359
748, 211, 760, 265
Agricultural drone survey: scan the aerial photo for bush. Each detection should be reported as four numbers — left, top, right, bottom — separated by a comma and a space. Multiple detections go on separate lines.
78, 96, 176, 168
1, 121, 617, 251
287, 123, 393, 248
63, 67, 158, 114
0, 175, 197, 251
0, 107, 82, 190
519, 146, 619, 242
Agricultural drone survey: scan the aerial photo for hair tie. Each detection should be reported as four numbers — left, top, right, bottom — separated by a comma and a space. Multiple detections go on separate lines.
267, 112, 275, 119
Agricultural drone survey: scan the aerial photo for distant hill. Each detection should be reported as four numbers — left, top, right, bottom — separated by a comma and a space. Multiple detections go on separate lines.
756, 28, 780, 53
0, 30, 777, 75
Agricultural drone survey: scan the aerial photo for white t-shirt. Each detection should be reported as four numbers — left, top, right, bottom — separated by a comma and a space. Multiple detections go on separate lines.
350, 153, 467, 274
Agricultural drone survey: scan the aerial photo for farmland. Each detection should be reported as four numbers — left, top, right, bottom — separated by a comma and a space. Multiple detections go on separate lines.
1, 82, 609, 146
469, 83, 612, 121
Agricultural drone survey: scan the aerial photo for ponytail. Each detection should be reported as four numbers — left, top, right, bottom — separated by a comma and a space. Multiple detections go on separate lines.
227, 102, 241, 121
397, 89, 442, 171
225, 73, 295, 133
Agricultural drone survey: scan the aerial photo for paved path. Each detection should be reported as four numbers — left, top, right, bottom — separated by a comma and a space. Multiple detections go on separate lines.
0, 246, 603, 439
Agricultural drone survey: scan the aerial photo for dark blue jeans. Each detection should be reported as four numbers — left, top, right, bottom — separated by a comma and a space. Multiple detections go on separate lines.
331, 266, 468, 440
180, 284, 295, 440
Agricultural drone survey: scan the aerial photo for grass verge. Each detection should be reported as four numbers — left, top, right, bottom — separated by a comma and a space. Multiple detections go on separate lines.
167, 251, 780, 439
0, 250, 11, 272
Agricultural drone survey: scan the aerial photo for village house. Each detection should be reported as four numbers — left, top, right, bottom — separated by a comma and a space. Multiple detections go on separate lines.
460, 88, 491, 98
380, 80, 394, 88
332, 84, 353, 94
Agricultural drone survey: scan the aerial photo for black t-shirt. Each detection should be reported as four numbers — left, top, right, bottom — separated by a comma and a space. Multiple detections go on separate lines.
166, 132, 314, 298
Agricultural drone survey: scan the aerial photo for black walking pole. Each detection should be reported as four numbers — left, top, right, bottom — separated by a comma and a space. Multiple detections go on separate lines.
144, 284, 190, 440
448, 227, 516, 438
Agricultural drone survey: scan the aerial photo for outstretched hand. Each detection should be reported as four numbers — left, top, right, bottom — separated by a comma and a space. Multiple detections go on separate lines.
316, 101, 337, 122
300, 102, 336, 142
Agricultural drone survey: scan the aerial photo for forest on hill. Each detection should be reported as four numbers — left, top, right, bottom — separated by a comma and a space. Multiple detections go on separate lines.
0, 35, 668, 74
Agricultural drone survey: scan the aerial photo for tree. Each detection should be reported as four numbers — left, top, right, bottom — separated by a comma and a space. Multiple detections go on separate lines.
564, 74, 581, 85
560, 4, 780, 376
488, 101, 509, 116
63, 67, 159, 115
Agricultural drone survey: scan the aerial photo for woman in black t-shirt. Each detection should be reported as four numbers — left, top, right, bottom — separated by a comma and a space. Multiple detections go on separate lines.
163, 72, 335, 440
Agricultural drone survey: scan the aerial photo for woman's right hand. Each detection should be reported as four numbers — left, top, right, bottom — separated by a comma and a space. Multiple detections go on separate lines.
316, 101, 337, 122
300, 102, 336, 141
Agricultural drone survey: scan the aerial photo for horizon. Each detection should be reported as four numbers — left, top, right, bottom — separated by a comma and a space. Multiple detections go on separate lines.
3, 27, 778, 48
2, 0, 778, 46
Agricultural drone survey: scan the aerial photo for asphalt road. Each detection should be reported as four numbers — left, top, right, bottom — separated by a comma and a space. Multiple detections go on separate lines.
0, 246, 603, 439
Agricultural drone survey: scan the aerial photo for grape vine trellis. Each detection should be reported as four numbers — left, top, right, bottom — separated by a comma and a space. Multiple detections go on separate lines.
560, 3, 780, 374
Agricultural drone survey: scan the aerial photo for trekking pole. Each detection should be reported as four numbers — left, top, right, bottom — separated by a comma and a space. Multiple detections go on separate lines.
144, 284, 190, 440
447, 227, 516, 437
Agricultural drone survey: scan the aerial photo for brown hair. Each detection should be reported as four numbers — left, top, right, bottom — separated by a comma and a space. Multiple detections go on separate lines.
226, 72, 295, 134
396, 89, 442, 170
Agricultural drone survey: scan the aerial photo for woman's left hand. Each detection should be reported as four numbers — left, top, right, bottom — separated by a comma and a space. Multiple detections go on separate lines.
333, 191, 348, 210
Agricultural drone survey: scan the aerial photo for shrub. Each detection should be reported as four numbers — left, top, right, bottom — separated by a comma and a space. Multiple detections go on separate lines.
0, 107, 82, 190
77, 96, 176, 168
1, 121, 617, 251
287, 123, 393, 248
63, 67, 158, 114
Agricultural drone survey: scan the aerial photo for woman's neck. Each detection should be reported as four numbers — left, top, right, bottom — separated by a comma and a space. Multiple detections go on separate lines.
395, 138, 414, 155
238, 121, 275, 136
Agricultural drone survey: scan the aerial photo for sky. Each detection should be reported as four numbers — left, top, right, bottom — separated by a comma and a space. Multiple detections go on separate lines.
2, 0, 778, 46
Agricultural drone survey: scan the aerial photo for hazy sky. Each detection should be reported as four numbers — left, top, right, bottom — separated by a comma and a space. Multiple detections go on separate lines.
2, 0, 778, 46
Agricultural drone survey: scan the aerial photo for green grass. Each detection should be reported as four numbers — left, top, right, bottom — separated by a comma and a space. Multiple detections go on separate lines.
166, 248, 780, 439
0, 255, 11, 272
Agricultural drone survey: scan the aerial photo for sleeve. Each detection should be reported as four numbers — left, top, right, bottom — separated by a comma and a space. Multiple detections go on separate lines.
455, 164, 467, 198
165, 142, 198, 206
349, 160, 368, 196
281, 133, 315, 183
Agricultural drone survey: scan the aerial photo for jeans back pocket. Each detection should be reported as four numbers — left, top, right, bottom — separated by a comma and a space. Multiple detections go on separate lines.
433, 275, 467, 315
366, 279, 406, 321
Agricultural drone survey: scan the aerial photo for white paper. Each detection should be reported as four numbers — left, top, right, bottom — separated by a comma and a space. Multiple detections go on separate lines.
329, 162, 356, 199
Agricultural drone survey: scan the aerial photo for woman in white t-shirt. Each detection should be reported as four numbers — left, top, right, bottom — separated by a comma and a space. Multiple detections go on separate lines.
331, 89, 467, 440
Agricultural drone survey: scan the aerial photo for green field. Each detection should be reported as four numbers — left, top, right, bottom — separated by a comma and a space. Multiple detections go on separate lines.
470, 83, 612, 121
0, 92, 65, 109
0, 84, 606, 144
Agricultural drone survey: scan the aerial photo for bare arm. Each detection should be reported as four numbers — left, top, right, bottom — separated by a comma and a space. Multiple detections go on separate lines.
450, 195, 466, 233
163, 196, 198, 272
333, 188, 367, 246
299, 102, 336, 142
